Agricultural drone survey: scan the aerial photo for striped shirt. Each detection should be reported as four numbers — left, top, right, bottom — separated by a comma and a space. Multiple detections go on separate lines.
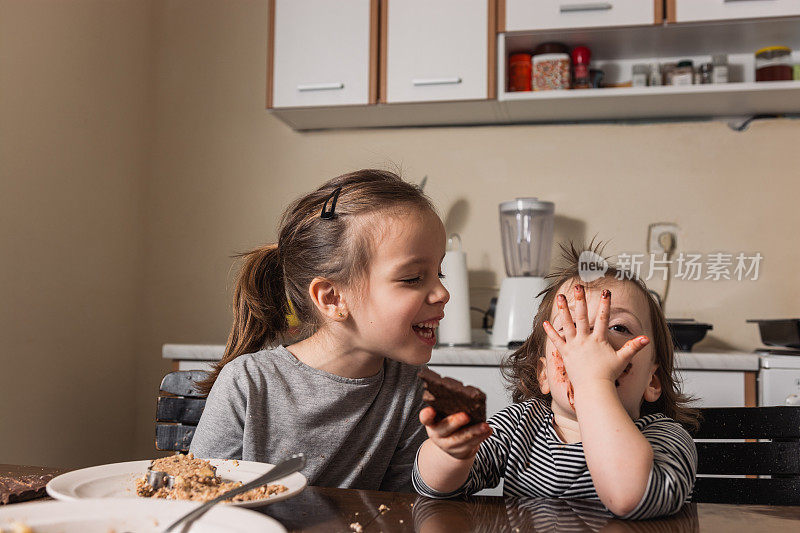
413, 398, 697, 519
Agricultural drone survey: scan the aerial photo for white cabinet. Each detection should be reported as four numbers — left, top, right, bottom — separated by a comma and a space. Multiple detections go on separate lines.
759, 355, 800, 407
271, 0, 375, 108
677, 370, 748, 407
675, 0, 800, 23
505, 0, 655, 31
384, 0, 489, 103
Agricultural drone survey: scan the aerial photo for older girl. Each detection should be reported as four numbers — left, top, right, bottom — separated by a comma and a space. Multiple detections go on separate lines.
191, 170, 449, 492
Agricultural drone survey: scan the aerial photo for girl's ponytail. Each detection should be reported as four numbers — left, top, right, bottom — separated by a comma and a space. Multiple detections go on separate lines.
196, 244, 288, 395
196, 169, 435, 396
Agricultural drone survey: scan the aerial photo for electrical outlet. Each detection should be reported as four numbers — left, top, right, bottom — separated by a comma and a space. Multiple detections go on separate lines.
647, 223, 679, 255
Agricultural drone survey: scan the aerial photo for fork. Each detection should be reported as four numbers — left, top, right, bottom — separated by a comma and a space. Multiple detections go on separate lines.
159, 453, 306, 533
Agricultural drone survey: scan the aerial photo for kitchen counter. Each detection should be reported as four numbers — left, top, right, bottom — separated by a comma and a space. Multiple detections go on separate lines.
162, 344, 760, 371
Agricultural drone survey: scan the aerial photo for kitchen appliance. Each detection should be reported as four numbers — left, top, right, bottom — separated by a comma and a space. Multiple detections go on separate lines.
490, 198, 554, 347
438, 234, 471, 346
747, 319, 800, 349
749, 319, 800, 406
758, 353, 800, 406
667, 319, 713, 351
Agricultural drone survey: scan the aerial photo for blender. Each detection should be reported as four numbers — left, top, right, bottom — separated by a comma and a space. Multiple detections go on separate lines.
490, 198, 555, 347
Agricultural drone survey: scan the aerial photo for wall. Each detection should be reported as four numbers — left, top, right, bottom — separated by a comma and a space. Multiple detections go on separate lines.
0, 1, 152, 468
136, 1, 800, 458
1, 1, 796, 465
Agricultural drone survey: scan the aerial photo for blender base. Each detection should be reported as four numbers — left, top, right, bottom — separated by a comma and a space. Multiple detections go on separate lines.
490, 277, 548, 348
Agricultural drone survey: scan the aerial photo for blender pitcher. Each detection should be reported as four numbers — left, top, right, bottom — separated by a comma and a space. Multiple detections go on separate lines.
491, 198, 554, 347
500, 198, 554, 277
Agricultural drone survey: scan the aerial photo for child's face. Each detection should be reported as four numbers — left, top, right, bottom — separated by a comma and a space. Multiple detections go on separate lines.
345, 208, 449, 365
538, 277, 661, 421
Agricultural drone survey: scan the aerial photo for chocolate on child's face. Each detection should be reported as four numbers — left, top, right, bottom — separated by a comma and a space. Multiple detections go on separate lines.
542, 278, 659, 419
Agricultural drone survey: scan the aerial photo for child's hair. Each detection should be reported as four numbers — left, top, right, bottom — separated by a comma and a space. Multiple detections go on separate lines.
503, 240, 700, 431
197, 169, 435, 395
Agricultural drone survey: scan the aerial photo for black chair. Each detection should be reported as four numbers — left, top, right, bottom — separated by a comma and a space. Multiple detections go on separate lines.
691, 406, 800, 505
155, 370, 208, 452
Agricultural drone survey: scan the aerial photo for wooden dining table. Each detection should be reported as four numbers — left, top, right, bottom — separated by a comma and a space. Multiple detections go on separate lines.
3, 464, 800, 532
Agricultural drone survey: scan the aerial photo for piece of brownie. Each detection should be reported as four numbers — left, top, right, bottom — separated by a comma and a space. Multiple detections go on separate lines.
418, 368, 486, 426
0, 474, 53, 505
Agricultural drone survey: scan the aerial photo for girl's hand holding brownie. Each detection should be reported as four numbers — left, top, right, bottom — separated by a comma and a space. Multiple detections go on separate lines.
419, 407, 492, 461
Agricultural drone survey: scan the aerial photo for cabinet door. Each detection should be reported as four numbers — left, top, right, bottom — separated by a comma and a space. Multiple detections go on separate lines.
675, 0, 800, 23
271, 0, 376, 108
384, 0, 489, 103
677, 370, 746, 408
505, 0, 656, 31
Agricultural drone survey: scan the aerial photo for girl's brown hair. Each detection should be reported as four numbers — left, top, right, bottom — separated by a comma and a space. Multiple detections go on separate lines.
503, 241, 699, 430
196, 169, 435, 395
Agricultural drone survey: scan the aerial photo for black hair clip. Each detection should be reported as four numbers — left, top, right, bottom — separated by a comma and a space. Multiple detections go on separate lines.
320, 187, 342, 219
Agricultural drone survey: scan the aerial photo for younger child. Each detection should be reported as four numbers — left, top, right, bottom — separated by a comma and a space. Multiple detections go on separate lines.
414, 243, 698, 519
190, 169, 449, 492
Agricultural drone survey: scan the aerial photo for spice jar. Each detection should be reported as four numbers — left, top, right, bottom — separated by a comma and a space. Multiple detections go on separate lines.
755, 46, 793, 82
508, 53, 532, 92
661, 63, 677, 86
671, 60, 694, 85
648, 63, 662, 86
712, 54, 728, 84
532, 42, 570, 91
697, 63, 713, 84
632, 64, 648, 87
571, 46, 592, 89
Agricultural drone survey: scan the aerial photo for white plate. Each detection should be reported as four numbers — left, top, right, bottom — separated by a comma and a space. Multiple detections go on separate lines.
0, 498, 285, 532
46, 459, 307, 508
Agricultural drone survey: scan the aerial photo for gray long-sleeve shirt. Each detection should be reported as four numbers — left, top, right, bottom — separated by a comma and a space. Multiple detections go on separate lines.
189, 345, 426, 492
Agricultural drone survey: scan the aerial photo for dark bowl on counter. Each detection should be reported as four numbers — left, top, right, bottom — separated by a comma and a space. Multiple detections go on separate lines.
667, 320, 713, 352
747, 319, 800, 349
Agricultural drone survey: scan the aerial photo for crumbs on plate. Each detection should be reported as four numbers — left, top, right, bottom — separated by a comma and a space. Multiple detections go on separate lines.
135, 454, 287, 503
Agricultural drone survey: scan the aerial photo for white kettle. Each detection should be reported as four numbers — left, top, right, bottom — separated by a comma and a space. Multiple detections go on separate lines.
438, 234, 471, 346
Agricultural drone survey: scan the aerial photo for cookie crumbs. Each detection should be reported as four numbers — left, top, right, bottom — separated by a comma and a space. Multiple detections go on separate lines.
378, 504, 390, 513
136, 454, 287, 503
349, 522, 363, 532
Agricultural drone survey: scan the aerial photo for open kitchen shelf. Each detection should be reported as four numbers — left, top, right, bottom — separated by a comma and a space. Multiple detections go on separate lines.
271, 80, 800, 130
270, 16, 800, 131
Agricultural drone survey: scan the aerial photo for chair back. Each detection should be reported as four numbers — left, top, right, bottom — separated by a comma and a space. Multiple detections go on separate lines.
155, 370, 207, 452
691, 406, 800, 505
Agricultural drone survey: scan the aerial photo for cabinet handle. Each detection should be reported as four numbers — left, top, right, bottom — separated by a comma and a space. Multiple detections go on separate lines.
412, 77, 462, 86
297, 83, 344, 92
560, 2, 613, 13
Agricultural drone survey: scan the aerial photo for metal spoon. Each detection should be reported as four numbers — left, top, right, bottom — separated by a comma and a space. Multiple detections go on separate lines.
159, 453, 306, 533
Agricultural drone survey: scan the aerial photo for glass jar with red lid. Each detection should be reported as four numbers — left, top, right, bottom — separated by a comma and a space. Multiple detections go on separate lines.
508, 53, 532, 92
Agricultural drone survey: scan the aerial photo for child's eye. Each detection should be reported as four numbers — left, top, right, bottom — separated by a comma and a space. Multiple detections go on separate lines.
401, 277, 422, 285
438, 272, 445, 279
609, 324, 631, 334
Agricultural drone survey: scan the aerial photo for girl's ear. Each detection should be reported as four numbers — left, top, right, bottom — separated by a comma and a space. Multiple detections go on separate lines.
643, 365, 662, 402
537, 356, 550, 395
308, 277, 348, 321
